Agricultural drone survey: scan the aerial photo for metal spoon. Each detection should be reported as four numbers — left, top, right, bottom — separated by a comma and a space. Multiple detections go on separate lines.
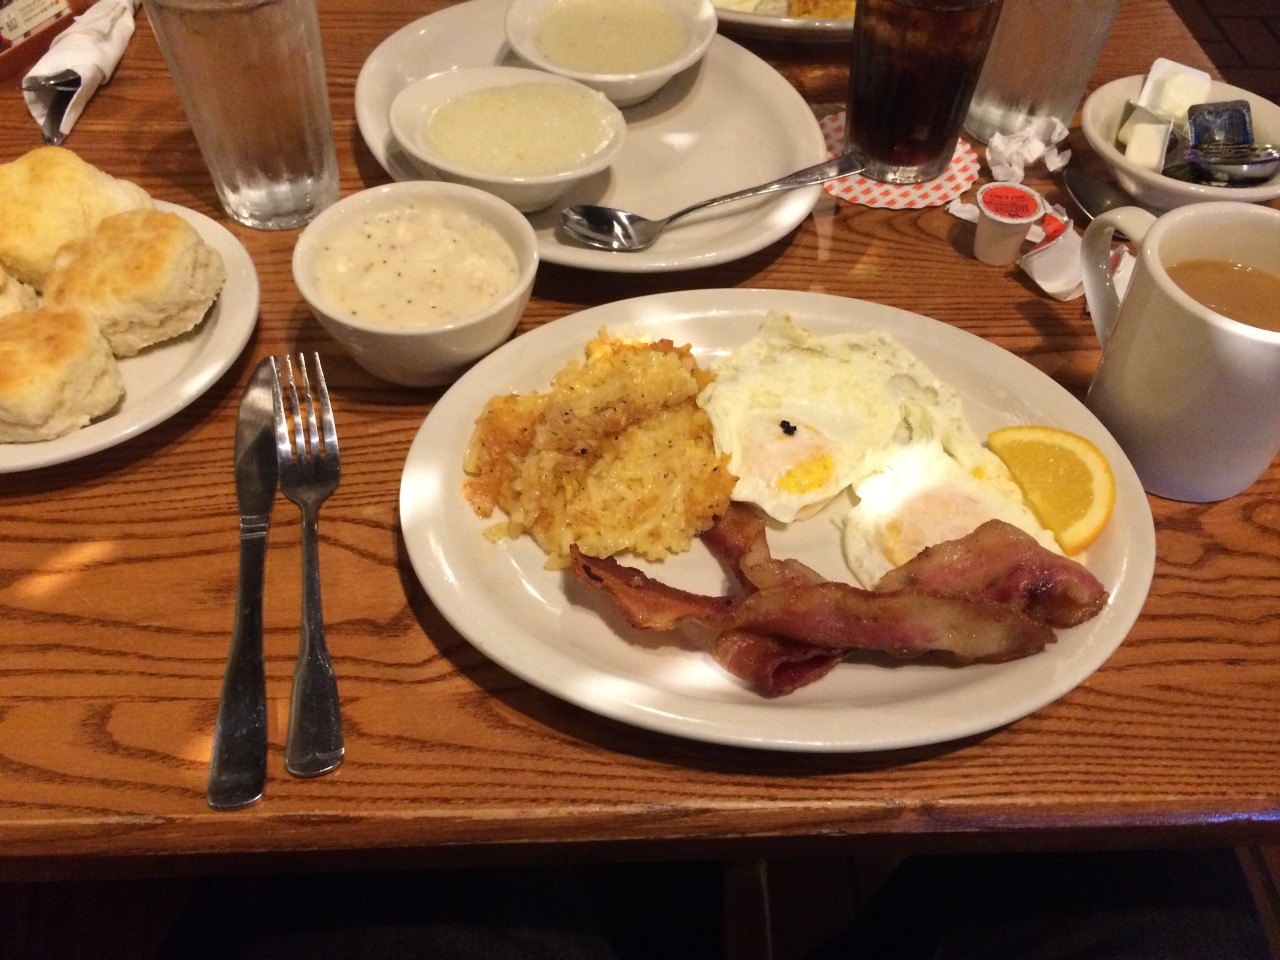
560, 152, 865, 252
1062, 167, 1134, 223
21, 68, 81, 146
1062, 167, 1134, 241
1182, 142, 1280, 185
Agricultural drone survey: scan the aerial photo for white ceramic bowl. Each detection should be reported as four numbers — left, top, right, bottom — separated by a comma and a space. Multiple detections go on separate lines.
293, 182, 538, 387
388, 65, 626, 213
1081, 75, 1280, 211
505, 0, 717, 107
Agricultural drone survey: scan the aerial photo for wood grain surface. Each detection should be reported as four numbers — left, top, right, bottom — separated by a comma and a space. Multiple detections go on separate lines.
2, 0, 1279, 882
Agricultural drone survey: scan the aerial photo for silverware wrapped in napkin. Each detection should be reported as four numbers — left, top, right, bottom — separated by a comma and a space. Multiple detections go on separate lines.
22, 0, 139, 145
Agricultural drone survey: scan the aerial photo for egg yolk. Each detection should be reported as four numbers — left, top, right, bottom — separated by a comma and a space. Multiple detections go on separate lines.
778, 453, 835, 494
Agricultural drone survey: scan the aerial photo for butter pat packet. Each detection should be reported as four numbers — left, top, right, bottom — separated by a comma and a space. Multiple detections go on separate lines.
1136, 57, 1211, 134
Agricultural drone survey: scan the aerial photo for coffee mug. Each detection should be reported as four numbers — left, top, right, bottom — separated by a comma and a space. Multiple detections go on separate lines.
1080, 201, 1280, 502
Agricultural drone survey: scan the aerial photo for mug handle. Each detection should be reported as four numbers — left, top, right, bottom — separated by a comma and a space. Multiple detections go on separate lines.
1080, 206, 1156, 345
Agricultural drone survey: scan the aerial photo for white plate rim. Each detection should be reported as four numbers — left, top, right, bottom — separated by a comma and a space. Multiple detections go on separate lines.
0, 202, 260, 474
354, 0, 829, 273
399, 289, 1156, 752
713, 3, 853, 41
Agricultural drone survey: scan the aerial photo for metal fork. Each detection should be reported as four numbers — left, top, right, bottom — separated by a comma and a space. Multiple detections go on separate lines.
273, 354, 345, 778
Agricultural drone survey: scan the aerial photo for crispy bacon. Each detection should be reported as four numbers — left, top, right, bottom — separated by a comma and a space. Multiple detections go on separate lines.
726, 583, 1053, 663
569, 547, 734, 630
701, 502, 825, 592
711, 631, 844, 699
875, 519, 1109, 628
568, 508, 1108, 698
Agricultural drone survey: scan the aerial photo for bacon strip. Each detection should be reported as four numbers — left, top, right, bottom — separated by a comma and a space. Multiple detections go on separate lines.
571, 544, 1054, 667
701, 502, 825, 592
875, 519, 1109, 628
711, 631, 844, 699
569, 547, 734, 631
568, 509, 1107, 698
727, 583, 1054, 664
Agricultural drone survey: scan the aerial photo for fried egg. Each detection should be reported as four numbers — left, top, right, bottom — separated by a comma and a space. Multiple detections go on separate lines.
697, 312, 969, 523
842, 437, 1061, 588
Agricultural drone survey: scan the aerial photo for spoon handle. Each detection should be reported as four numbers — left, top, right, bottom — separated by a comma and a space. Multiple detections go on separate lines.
663, 152, 865, 227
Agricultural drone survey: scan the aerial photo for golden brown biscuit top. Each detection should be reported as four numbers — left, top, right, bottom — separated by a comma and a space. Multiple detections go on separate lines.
788, 0, 854, 16
45, 209, 197, 304
0, 307, 96, 400
0, 146, 152, 288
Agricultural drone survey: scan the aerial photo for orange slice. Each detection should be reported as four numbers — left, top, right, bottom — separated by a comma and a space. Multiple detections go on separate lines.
987, 425, 1116, 555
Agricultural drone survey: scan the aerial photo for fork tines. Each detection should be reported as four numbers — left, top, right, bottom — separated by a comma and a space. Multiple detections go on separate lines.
275, 354, 339, 469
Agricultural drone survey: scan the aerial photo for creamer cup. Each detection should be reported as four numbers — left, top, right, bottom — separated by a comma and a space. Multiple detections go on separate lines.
973, 182, 1044, 265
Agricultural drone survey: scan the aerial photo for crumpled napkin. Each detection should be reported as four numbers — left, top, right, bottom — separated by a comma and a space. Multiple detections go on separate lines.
23, 0, 140, 141
985, 118, 1072, 183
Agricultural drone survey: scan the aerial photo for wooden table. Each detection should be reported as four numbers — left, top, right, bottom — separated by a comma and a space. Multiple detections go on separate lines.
3, 0, 1278, 891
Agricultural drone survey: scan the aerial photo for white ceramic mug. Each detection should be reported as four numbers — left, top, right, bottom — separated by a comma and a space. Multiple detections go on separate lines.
1080, 201, 1280, 502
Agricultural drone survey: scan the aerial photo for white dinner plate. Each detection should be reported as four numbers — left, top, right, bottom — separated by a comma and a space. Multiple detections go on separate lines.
399, 289, 1156, 752
354, 0, 829, 273
713, 2, 854, 42
0, 203, 259, 474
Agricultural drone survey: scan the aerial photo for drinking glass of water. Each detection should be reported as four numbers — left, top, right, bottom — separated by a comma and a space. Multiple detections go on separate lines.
144, 0, 340, 230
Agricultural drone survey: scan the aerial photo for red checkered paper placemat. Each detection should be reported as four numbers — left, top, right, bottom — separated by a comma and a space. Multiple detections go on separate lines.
820, 111, 981, 209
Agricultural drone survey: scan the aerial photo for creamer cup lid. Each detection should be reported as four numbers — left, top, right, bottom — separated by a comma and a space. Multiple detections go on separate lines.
976, 182, 1045, 224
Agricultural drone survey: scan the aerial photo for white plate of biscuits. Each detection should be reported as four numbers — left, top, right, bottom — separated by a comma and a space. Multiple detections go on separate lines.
0, 201, 258, 473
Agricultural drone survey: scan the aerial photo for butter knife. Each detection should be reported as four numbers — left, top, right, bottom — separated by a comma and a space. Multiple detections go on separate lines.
208, 358, 279, 811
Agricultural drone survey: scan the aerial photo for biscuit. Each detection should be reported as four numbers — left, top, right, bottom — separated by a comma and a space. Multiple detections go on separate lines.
0, 266, 38, 317
0, 146, 153, 291
43, 209, 227, 358
0, 307, 124, 442
788, 0, 855, 16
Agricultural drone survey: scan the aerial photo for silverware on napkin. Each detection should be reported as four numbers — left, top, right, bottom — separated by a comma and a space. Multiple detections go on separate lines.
22, 0, 139, 144
21, 69, 81, 146
207, 357, 278, 811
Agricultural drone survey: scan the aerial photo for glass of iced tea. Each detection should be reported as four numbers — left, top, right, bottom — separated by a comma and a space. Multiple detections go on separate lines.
845, 0, 1004, 184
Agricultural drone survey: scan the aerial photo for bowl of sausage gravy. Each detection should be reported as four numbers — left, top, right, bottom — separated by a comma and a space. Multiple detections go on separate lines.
293, 181, 538, 386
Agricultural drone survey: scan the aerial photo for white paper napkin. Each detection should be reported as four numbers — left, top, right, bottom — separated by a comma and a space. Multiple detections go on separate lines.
985, 119, 1072, 183
23, 0, 141, 141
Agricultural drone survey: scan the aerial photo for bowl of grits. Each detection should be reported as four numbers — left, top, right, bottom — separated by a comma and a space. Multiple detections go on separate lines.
293, 181, 538, 387
389, 66, 626, 212
505, 0, 718, 107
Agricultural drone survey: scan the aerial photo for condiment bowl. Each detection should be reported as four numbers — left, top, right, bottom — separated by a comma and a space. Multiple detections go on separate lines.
388, 66, 626, 213
293, 181, 538, 387
1081, 75, 1280, 210
505, 0, 717, 107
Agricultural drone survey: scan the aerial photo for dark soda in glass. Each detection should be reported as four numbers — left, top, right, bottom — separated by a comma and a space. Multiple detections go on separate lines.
846, 0, 1003, 183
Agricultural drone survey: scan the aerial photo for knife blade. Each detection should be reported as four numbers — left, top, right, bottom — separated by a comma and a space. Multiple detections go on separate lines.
208, 357, 279, 811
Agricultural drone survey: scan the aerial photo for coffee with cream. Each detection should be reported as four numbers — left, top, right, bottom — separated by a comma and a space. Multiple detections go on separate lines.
1165, 259, 1280, 332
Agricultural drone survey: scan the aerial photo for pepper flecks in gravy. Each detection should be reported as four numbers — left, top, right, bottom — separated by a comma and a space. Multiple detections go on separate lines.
312, 201, 519, 328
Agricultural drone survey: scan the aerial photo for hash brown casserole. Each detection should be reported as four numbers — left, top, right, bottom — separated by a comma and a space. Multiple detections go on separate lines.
463, 331, 736, 568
